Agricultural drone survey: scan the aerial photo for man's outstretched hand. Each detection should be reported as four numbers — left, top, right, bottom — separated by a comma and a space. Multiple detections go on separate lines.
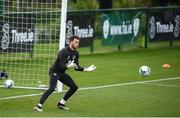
84, 65, 96, 72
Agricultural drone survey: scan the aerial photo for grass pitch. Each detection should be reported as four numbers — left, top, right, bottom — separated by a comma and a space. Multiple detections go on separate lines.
0, 46, 180, 117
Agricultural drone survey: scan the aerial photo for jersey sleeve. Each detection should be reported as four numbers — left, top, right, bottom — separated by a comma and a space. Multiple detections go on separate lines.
58, 49, 67, 70
74, 52, 84, 71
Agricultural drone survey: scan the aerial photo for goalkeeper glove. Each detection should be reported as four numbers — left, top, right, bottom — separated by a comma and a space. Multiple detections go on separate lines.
84, 65, 96, 72
66, 60, 78, 69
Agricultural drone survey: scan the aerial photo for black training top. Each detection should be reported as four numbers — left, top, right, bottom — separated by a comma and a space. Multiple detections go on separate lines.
50, 47, 84, 73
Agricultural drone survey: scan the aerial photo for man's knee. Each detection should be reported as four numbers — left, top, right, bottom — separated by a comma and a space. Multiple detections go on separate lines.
71, 85, 78, 92
48, 87, 55, 93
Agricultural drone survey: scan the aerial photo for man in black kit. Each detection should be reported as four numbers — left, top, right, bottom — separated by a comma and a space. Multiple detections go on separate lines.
34, 36, 96, 112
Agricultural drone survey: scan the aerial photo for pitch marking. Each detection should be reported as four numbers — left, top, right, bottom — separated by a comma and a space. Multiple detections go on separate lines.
0, 76, 180, 100
141, 82, 180, 88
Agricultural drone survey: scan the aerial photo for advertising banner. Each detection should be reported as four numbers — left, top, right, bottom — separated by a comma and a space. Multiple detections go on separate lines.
148, 9, 180, 41
0, 13, 34, 52
101, 10, 142, 45
66, 12, 95, 47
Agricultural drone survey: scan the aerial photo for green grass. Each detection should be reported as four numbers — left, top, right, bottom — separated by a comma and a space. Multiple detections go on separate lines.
0, 46, 180, 117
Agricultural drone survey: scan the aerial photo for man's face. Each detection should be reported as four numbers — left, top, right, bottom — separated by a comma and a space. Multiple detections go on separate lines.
70, 38, 80, 49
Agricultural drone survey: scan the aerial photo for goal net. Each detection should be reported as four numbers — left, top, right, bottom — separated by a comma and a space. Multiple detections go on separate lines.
0, 0, 61, 89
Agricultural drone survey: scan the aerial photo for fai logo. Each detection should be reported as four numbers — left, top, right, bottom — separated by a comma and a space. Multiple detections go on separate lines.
133, 18, 140, 36
149, 16, 156, 39
1, 23, 10, 50
174, 15, 180, 38
103, 19, 110, 39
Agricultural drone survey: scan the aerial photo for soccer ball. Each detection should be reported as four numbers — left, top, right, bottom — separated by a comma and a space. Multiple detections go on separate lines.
4, 79, 14, 88
139, 65, 151, 77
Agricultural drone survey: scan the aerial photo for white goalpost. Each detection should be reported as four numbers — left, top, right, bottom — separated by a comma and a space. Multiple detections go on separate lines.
0, 0, 67, 91
58, 0, 68, 92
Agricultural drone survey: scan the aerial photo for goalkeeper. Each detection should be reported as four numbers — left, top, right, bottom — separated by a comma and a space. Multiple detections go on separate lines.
34, 36, 96, 112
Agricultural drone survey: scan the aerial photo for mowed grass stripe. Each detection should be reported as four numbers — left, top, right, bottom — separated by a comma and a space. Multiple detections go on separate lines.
0, 76, 180, 100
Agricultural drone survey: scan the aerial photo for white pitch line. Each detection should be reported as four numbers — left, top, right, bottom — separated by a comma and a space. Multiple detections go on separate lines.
0, 92, 44, 100
141, 82, 180, 88
0, 76, 180, 100
0, 90, 66, 100
78, 76, 180, 90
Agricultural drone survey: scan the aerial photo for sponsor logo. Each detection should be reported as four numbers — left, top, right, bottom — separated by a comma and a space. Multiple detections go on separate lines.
174, 15, 180, 38
1, 23, 10, 50
53, 73, 57, 76
149, 15, 180, 39
149, 16, 156, 39
66, 20, 73, 45
103, 18, 140, 39
11, 29, 34, 44
74, 25, 93, 38
66, 20, 94, 45
156, 21, 174, 33
1, 23, 34, 48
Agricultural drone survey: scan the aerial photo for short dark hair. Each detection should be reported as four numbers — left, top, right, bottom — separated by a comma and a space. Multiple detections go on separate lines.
69, 35, 80, 42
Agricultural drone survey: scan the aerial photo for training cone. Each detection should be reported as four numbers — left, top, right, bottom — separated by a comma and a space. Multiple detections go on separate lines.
162, 64, 170, 68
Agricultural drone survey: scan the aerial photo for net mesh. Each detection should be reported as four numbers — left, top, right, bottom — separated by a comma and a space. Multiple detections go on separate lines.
0, 0, 61, 89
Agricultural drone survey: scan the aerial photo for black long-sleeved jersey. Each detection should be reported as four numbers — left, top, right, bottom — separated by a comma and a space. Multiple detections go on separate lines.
50, 47, 84, 73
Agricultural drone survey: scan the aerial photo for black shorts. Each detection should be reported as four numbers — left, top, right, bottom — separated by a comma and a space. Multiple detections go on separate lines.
48, 70, 78, 91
